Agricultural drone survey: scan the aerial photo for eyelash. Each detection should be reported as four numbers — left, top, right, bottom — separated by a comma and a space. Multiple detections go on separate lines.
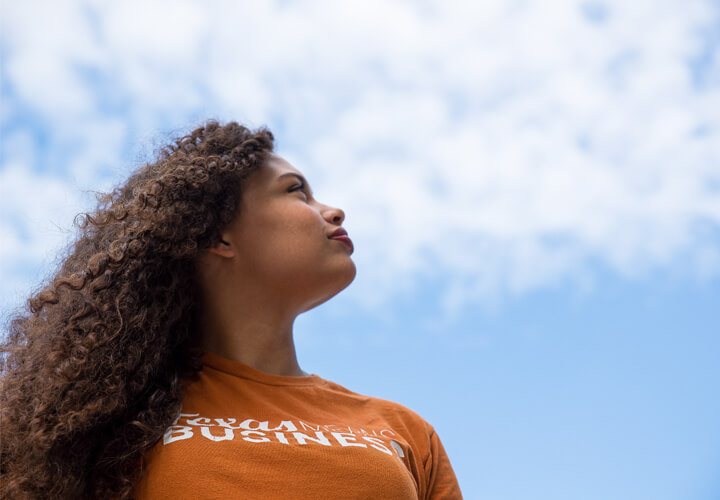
289, 184, 307, 196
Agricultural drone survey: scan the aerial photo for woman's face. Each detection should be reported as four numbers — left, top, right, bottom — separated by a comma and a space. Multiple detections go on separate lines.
218, 154, 356, 312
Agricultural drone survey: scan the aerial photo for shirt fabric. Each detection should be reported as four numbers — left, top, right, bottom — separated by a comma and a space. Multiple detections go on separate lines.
133, 352, 462, 499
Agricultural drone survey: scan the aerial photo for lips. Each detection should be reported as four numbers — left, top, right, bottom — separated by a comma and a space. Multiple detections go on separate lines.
329, 228, 354, 254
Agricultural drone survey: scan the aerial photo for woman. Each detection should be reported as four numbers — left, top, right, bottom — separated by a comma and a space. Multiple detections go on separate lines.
0, 121, 462, 499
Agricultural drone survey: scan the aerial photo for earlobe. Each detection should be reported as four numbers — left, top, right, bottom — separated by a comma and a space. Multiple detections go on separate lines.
206, 238, 235, 258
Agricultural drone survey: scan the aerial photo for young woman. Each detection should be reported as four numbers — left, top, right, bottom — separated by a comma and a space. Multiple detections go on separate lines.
0, 121, 462, 499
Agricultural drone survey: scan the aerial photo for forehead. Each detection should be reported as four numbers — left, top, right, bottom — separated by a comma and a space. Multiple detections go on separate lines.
262, 154, 303, 178
240, 154, 307, 203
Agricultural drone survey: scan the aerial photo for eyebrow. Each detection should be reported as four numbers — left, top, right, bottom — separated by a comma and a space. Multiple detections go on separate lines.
278, 172, 314, 196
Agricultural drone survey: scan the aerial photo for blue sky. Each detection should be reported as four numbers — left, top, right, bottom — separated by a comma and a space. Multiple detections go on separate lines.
2, 1, 719, 498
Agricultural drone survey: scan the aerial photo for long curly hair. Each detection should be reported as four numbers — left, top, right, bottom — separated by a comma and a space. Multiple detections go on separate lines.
0, 121, 275, 499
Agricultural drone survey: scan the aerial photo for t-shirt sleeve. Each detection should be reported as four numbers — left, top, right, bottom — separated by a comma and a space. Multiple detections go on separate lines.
424, 425, 463, 499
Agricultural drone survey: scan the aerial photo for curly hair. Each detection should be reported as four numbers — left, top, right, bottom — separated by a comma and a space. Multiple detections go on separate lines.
0, 121, 275, 499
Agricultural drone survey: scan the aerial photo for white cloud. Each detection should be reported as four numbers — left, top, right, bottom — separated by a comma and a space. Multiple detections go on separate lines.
0, 164, 91, 314
1, 0, 719, 315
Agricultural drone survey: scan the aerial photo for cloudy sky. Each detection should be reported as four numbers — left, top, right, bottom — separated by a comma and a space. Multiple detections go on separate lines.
2, 1, 719, 498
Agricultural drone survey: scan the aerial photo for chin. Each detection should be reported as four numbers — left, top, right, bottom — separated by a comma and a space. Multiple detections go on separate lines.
300, 262, 357, 313
338, 258, 357, 290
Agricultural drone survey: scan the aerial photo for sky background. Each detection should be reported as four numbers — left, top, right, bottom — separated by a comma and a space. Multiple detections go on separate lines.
1, 0, 719, 498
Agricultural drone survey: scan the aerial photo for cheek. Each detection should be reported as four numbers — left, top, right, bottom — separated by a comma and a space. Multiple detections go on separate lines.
244, 210, 324, 264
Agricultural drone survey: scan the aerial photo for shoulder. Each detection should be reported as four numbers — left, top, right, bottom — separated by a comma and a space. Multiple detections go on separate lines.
315, 376, 435, 435
315, 377, 463, 497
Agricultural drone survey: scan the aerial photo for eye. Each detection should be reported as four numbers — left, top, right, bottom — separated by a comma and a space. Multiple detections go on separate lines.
288, 184, 308, 198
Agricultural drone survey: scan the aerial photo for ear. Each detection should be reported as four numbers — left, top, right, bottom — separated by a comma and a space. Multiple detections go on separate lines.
206, 237, 235, 258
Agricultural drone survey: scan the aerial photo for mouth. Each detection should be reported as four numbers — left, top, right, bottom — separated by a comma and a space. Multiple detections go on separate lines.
329, 230, 354, 254
329, 227, 348, 238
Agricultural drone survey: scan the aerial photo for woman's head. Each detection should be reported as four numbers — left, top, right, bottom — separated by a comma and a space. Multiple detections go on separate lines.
196, 153, 356, 318
0, 121, 296, 499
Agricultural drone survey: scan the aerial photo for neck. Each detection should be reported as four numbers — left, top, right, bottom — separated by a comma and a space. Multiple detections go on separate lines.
197, 295, 308, 377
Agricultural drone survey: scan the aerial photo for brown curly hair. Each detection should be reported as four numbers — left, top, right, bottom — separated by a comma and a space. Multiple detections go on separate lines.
0, 121, 275, 499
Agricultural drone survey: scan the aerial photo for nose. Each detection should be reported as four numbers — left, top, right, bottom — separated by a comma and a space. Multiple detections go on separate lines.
322, 205, 345, 225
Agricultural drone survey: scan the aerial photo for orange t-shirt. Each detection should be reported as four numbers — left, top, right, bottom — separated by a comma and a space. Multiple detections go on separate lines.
133, 352, 462, 499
